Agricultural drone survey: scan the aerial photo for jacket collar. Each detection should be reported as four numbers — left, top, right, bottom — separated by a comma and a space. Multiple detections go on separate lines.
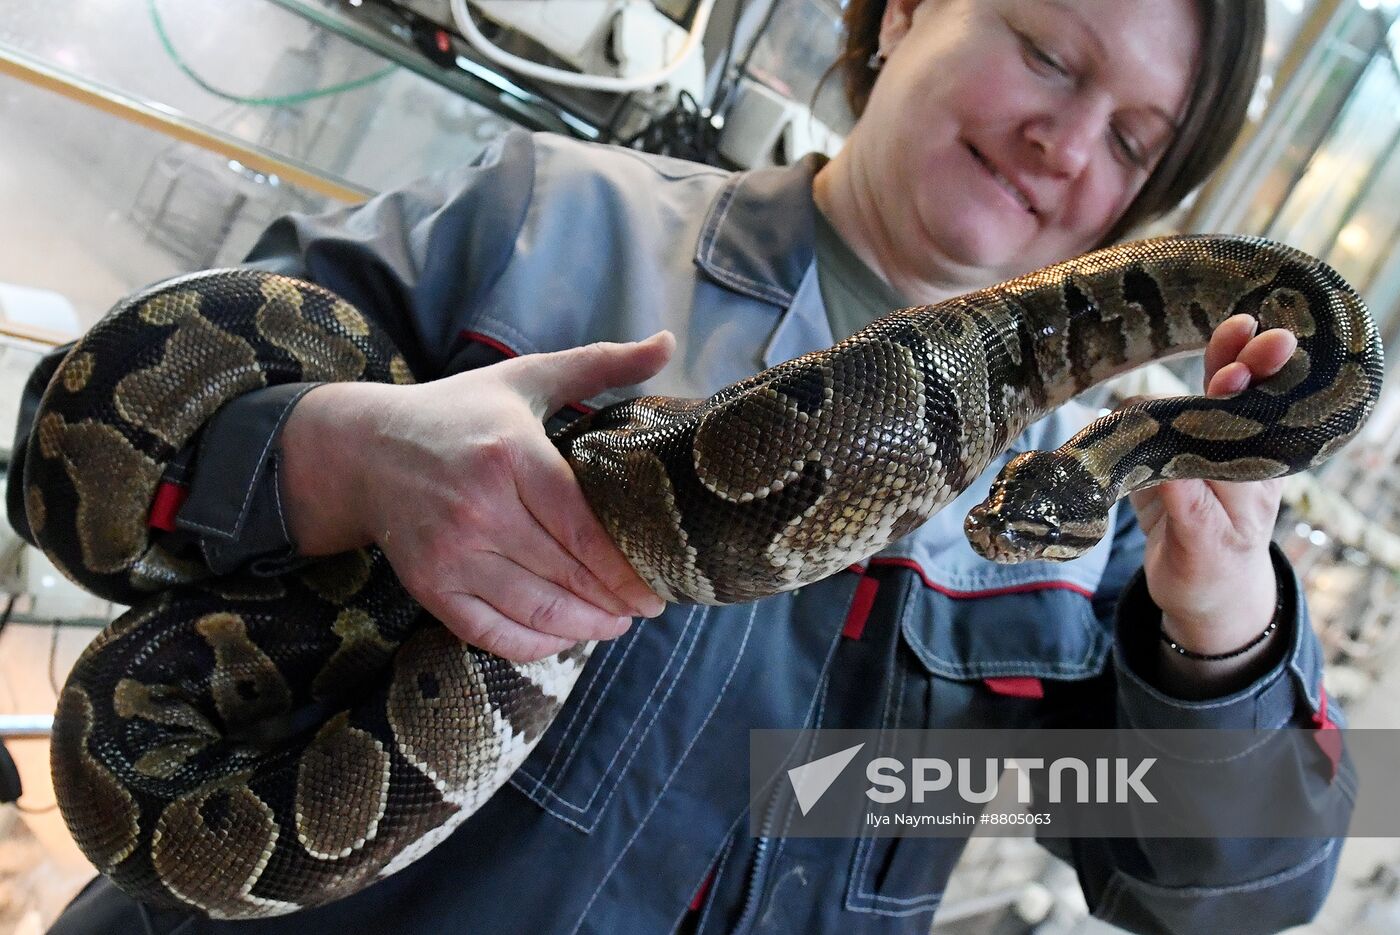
694, 153, 826, 308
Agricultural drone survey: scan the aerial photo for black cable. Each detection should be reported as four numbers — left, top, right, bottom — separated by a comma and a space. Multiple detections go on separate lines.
0, 594, 14, 641
621, 89, 725, 163
708, 0, 749, 119
734, 0, 782, 79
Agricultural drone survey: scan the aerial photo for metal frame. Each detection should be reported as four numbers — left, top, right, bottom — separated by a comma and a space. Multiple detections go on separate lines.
0, 43, 372, 206
0, 715, 53, 739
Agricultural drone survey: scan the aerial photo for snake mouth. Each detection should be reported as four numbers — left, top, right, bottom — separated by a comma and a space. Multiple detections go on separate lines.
964, 509, 1103, 564
964, 508, 1050, 563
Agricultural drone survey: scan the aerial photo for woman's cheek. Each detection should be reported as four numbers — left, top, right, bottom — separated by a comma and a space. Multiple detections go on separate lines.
1057, 171, 1129, 247
941, 69, 1020, 125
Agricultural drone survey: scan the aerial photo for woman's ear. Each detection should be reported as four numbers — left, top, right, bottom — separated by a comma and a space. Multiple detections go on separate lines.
878, 0, 926, 59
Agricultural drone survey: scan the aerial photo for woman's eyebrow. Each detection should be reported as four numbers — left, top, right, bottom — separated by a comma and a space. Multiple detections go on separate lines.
1034, 0, 1107, 57
1033, 0, 1183, 135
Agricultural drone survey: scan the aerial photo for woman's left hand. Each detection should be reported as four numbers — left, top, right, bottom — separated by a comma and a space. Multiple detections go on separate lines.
1129, 314, 1297, 658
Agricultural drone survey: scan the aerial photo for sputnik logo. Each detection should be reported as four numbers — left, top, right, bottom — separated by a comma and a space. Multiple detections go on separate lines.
787, 743, 865, 815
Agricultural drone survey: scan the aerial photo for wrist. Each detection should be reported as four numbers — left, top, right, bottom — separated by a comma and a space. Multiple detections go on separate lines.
1153, 561, 1285, 700
1160, 612, 1278, 661
1154, 617, 1283, 701
279, 382, 382, 555
1155, 551, 1277, 655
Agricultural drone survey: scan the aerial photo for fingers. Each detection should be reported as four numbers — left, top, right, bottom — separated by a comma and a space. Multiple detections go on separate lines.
503, 505, 642, 618
1235, 327, 1297, 378
1203, 314, 1257, 386
1129, 478, 1205, 534
472, 551, 634, 641
1207, 475, 1285, 533
1130, 318, 1297, 566
508, 332, 676, 418
1204, 315, 1298, 395
1206, 361, 1252, 397
516, 436, 667, 617
361, 340, 679, 662
423, 551, 635, 663
430, 591, 580, 663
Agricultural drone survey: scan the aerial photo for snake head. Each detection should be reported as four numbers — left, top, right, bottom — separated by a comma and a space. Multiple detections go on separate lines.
964, 451, 1112, 563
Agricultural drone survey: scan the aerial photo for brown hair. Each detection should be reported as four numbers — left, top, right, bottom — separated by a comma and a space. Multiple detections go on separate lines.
825, 0, 1267, 243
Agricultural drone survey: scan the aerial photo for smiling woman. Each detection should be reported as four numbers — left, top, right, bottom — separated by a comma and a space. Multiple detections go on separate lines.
815, 0, 1266, 300
830, 0, 1265, 252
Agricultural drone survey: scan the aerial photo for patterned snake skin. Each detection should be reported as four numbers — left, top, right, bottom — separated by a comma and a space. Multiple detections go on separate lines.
27, 235, 1382, 917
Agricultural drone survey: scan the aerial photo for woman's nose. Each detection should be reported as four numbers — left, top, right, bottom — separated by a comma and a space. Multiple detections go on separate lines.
1023, 98, 1109, 178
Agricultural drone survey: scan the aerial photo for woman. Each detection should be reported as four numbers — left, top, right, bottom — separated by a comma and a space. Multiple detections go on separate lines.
22, 0, 1345, 932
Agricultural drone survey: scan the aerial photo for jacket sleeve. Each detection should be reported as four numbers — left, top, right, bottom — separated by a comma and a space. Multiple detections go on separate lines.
6, 130, 541, 574
1052, 503, 1352, 935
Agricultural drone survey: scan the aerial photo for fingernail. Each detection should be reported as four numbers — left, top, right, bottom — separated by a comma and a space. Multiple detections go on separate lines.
633, 596, 667, 618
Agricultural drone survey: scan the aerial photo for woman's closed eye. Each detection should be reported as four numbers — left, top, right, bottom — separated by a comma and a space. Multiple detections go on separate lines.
1111, 125, 1148, 167
1019, 33, 1072, 79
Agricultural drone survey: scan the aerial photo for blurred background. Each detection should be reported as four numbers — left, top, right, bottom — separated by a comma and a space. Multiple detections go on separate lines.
0, 1, 1397, 932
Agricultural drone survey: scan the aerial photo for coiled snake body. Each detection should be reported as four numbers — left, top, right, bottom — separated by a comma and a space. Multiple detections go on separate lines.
28, 236, 1381, 916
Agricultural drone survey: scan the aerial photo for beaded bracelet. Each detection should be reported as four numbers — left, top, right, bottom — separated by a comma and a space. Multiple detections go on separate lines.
1159, 599, 1283, 662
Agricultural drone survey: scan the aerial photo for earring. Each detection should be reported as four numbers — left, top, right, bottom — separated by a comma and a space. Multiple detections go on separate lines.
867, 49, 886, 71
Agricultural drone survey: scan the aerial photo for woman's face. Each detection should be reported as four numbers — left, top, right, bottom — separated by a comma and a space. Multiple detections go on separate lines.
853, 0, 1201, 285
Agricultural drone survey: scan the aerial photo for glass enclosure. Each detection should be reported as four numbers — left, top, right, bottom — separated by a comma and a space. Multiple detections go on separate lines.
0, 0, 526, 329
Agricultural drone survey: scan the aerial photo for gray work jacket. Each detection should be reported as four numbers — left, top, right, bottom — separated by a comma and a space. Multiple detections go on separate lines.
16, 130, 1347, 935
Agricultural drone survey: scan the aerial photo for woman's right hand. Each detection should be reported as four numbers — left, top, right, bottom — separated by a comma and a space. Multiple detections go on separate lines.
279, 332, 675, 662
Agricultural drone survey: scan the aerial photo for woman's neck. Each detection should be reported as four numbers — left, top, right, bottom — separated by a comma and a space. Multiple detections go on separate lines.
813, 145, 989, 308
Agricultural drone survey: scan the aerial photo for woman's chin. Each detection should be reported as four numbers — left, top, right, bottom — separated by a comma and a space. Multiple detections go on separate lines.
911, 206, 1037, 282
935, 235, 1030, 284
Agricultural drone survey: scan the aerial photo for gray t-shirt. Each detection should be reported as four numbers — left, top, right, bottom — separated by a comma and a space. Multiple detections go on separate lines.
812, 205, 911, 341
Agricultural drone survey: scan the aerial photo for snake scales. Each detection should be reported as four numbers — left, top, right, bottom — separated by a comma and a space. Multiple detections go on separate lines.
27, 235, 1381, 917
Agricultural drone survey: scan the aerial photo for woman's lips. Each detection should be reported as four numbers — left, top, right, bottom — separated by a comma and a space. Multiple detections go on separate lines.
967, 144, 1037, 215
